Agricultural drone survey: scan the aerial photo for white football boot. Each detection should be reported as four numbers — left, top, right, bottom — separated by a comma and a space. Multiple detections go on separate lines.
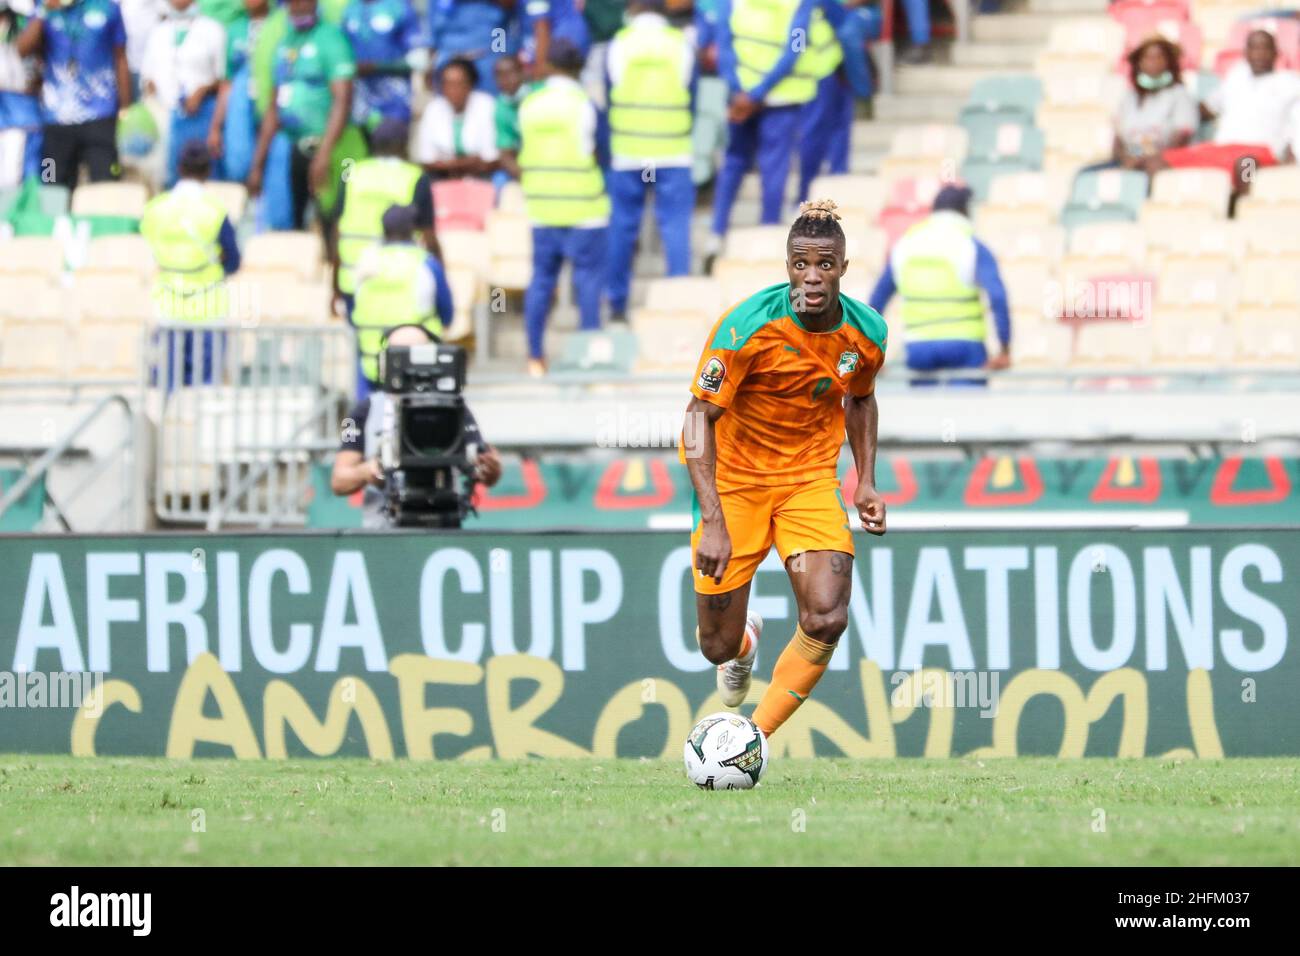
717, 611, 762, 708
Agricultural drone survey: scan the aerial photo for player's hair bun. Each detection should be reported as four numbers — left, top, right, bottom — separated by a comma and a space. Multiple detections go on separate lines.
796, 199, 842, 222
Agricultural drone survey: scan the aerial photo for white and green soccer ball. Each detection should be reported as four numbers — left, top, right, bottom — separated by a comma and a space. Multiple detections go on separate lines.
683, 712, 768, 790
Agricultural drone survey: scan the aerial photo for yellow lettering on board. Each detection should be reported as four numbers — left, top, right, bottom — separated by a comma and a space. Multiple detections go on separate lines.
263, 678, 395, 759
71, 680, 141, 757
969, 670, 1088, 758
889, 667, 954, 758
856, 661, 898, 757
1082, 668, 1148, 758
693, 679, 876, 758
1186, 668, 1224, 758
388, 654, 487, 760
165, 652, 262, 759
592, 678, 692, 758
485, 655, 589, 758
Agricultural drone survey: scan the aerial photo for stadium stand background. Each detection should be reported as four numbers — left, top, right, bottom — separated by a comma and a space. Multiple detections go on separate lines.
2, 0, 1299, 533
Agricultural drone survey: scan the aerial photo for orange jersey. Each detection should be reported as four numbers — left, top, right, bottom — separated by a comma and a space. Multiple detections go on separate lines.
684, 283, 888, 487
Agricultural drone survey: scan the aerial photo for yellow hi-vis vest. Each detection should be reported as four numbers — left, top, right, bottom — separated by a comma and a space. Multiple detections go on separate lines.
893, 213, 986, 342
518, 80, 611, 227
335, 157, 425, 295
608, 22, 693, 162
140, 188, 230, 322
351, 242, 444, 383
730, 0, 837, 106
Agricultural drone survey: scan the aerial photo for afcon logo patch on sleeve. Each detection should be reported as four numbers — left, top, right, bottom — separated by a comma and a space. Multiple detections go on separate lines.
698, 357, 725, 393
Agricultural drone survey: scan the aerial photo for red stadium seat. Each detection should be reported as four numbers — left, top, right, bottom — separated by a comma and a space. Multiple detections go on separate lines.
1108, 0, 1188, 24
874, 177, 943, 245
432, 178, 496, 232
1214, 18, 1300, 76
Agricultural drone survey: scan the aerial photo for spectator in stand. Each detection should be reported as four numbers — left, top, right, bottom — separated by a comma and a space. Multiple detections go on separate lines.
140, 139, 241, 387
141, 0, 228, 186
604, 0, 695, 324
1165, 30, 1300, 183
521, 0, 590, 80
119, 0, 164, 96
427, 0, 515, 96
0, 0, 42, 188
899, 0, 931, 64
333, 117, 437, 319
869, 184, 1011, 386
581, 0, 626, 108
348, 203, 454, 398
519, 38, 608, 377
16, 0, 133, 190
705, 0, 839, 265
341, 0, 425, 134
247, 0, 358, 232
1105, 35, 1196, 177
208, 0, 270, 183
414, 56, 498, 177
492, 51, 528, 181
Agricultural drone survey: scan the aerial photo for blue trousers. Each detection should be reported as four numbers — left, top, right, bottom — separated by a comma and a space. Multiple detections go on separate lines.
525, 225, 606, 360
0, 92, 43, 180
258, 132, 296, 231
167, 94, 220, 187
219, 65, 258, 183
710, 104, 801, 236
799, 73, 854, 202
901, 0, 931, 45
906, 339, 988, 387
605, 166, 694, 313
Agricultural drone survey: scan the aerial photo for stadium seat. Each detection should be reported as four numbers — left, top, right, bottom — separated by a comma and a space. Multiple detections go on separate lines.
1010, 322, 1073, 367
485, 210, 532, 291
807, 174, 888, 220
987, 169, 1072, 211
81, 234, 156, 279
998, 261, 1055, 318
1235, 313, 1300, 365
1041, 117, 1116, 175
1234, 205, 1300, 255
724, 225, 793, 262
962, 125, 1046, 200
0, 319, 71, 378
436, 228, 493, 277
1141, 219, 1240, 267
1238, 259, 1300, 308
857, 226, 890, 276
1037, 18, 1127, 70
980, 225, 1066, 267
1150, 315, 1234, 366
497, 181, 527, 214
433, 178, 496, 231
1037, 70, 1126, 112
1156, 263, 1236, 311
630, 309, 714, 371
0, 275, 64, 321
1107, 0, 1189, 23
242, 231, 324, 282
1235, 165, 1300, 218
70, 273, 152, 322
1073, 321, 1154, 366
552, 328, 637, 375
70, 320, 143, 378
1055, 272, 1156, 322
1147, 168, 1233, 218
887, 124, 970, 165
962, 158, 1039, 202
69, 182, 149, 219
960, 75, 1042, 127
251, 277, 333, 324
0, 236, 65, 278
875, 177, 942, 244
443, 265, 479, 341
203, 182, 249, 223
1061, 169, 1148, 228
645, 276, 725, 315
1066, 222, 1147, 271
713, 260, 783, 305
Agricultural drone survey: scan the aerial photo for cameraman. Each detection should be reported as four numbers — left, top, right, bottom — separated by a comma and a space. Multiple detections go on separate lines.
330, 323, 502, 528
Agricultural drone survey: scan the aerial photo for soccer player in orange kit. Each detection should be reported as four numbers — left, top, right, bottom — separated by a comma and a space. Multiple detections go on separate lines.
682, 199, 889, 739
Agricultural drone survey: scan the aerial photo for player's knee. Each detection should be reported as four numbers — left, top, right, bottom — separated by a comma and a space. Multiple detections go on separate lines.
799, 606, 847, 644
697, 626, 742, 665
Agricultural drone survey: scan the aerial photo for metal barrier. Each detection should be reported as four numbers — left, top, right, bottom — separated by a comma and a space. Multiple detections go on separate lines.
143, 323, 356, 529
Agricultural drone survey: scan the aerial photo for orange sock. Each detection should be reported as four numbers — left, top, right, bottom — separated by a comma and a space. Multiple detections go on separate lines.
751, 626, 835, 737
696, 627, 752, 662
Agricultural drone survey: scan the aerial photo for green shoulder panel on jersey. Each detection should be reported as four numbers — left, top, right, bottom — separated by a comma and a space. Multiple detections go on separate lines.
708, 283, 791, 350
841, 293, 889, 355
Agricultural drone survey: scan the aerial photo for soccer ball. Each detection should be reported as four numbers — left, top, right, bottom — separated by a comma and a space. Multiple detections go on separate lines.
683, 712, 769, 790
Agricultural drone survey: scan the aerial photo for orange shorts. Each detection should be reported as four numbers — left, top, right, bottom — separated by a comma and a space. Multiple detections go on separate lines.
690, 475, 854, 594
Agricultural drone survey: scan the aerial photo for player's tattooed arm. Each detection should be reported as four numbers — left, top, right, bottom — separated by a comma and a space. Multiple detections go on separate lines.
684, 397, 732, 584
845, 392, 887, 535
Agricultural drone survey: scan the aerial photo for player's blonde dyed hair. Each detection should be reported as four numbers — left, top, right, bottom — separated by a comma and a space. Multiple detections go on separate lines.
789, 198, 846, 247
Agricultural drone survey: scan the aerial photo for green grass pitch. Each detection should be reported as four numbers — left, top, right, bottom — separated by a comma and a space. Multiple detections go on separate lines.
2, 756, 1297, 865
